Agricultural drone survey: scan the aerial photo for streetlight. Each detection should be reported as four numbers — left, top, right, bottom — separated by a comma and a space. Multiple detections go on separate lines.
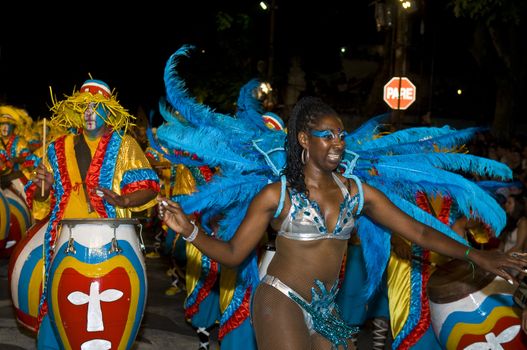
259, 0, 277, 81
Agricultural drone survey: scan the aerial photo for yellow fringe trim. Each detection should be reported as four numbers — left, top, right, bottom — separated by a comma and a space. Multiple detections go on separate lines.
49, 86, 136, 135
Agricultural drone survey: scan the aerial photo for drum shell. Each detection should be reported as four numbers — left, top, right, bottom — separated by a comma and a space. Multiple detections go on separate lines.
1, 186, 33, 256
8, 220, 48, 332
0, 190, 11, 249
427, 259, 527, 349
47, 219, 147, 350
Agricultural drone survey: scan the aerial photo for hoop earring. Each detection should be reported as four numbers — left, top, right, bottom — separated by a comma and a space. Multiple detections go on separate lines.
301, 148, 307, 165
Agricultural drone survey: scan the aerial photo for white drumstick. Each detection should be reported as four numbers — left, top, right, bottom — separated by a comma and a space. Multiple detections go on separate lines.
41, 118, 47, 197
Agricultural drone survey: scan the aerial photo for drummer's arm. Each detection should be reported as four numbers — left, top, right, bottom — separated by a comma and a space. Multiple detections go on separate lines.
514, 218, 527, 253
98, 188, 158, 209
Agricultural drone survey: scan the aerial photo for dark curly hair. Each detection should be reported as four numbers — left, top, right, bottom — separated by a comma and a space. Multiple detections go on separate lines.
283, 96, 339, 195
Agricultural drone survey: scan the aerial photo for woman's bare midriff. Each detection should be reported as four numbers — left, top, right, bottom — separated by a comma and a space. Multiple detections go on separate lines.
265, 235, 348, 300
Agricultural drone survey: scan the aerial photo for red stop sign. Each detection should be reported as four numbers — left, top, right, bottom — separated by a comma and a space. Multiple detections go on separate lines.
383, 77, 416, 110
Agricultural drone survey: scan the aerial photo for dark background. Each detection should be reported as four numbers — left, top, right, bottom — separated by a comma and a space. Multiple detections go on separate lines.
0, 1, 525, 134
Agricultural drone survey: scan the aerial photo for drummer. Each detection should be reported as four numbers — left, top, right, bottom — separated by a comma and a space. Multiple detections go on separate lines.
26, 78, 160, 349
0, 105, 39, 189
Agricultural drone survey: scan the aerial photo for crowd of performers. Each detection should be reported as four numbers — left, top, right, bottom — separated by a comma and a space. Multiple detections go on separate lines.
1, 43, 527, 350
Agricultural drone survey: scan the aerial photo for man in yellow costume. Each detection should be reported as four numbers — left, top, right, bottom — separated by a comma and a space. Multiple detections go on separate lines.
26, 79, 160, 349
0, 105, 39, 195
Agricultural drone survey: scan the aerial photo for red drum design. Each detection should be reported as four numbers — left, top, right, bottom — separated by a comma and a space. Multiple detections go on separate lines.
258, 241, 276, 280
47, 219, 147, 350
7, 219, 48, 332
427, 259, 527, 349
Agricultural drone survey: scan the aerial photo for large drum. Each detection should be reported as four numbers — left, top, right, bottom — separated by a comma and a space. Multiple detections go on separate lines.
0, 184, 32, 255
47, 218, 147, 350
8, 219, 48, 332
0, 189, 11, 249
427, 259, 527, 349
2, 185, 33, 252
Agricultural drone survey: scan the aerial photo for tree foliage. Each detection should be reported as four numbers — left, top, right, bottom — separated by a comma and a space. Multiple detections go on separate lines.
450, 0, 527, 25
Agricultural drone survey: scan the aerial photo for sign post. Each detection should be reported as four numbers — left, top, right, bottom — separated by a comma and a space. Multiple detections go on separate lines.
383, 77, 416, 110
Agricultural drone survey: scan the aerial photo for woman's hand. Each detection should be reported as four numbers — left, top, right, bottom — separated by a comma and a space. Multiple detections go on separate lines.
157, 196, 195, 238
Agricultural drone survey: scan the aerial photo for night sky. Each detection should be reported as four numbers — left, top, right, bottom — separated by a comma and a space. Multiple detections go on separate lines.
0, 1, 481, 126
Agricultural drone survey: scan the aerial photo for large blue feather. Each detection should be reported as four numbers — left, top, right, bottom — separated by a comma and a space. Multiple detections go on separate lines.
356, 216, 391, 299
174, 174, 268, 218
357, 162, 507, 234
156, 123, 266, 173
364, 153, 512, 180
344, 112, 390, 145
163, 45, 261, 144
477, 179, 524, 192
236, 79, 269, 132
354, 126, 483, 155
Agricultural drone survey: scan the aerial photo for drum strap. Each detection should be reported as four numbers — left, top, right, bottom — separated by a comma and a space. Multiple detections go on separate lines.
74, 135, 94, 212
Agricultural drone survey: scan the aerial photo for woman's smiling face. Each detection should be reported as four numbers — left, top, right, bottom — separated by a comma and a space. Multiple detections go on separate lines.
303, 114, 346, 170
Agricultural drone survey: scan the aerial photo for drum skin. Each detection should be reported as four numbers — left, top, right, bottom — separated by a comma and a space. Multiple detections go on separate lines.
7, 219, 48, 332
47, 219, 147, 350
427, 259, 527, 349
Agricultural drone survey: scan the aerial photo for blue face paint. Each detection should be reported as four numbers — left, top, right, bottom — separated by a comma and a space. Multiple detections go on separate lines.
310, 129, 348, 141
94, 104, 107, 130
84, 103, 107, 132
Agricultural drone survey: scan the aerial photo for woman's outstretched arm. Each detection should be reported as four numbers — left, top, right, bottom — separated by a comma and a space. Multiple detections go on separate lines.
361, 183, 527, 283
158, 182, 280, 268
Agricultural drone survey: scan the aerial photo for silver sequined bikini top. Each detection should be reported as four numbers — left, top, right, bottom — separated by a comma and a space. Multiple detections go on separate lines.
277, 173, 363, 241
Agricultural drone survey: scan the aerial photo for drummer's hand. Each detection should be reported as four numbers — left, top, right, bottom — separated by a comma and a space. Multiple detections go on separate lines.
157, 197, 194, 236
472, 250, 527, 284
13, 155, 26, 164
33, 163, 53, 196
96, 187, 128, 207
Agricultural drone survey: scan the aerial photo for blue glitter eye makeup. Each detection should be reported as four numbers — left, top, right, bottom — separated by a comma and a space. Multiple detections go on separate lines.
310, 129, 347, 141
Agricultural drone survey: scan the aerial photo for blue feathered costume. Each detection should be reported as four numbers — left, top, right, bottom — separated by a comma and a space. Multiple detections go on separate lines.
151, 45, 512, 347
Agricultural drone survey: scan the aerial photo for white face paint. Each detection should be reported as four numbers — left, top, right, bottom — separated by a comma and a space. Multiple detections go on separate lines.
84, 103, 106, 132
0, 123, 13, 137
